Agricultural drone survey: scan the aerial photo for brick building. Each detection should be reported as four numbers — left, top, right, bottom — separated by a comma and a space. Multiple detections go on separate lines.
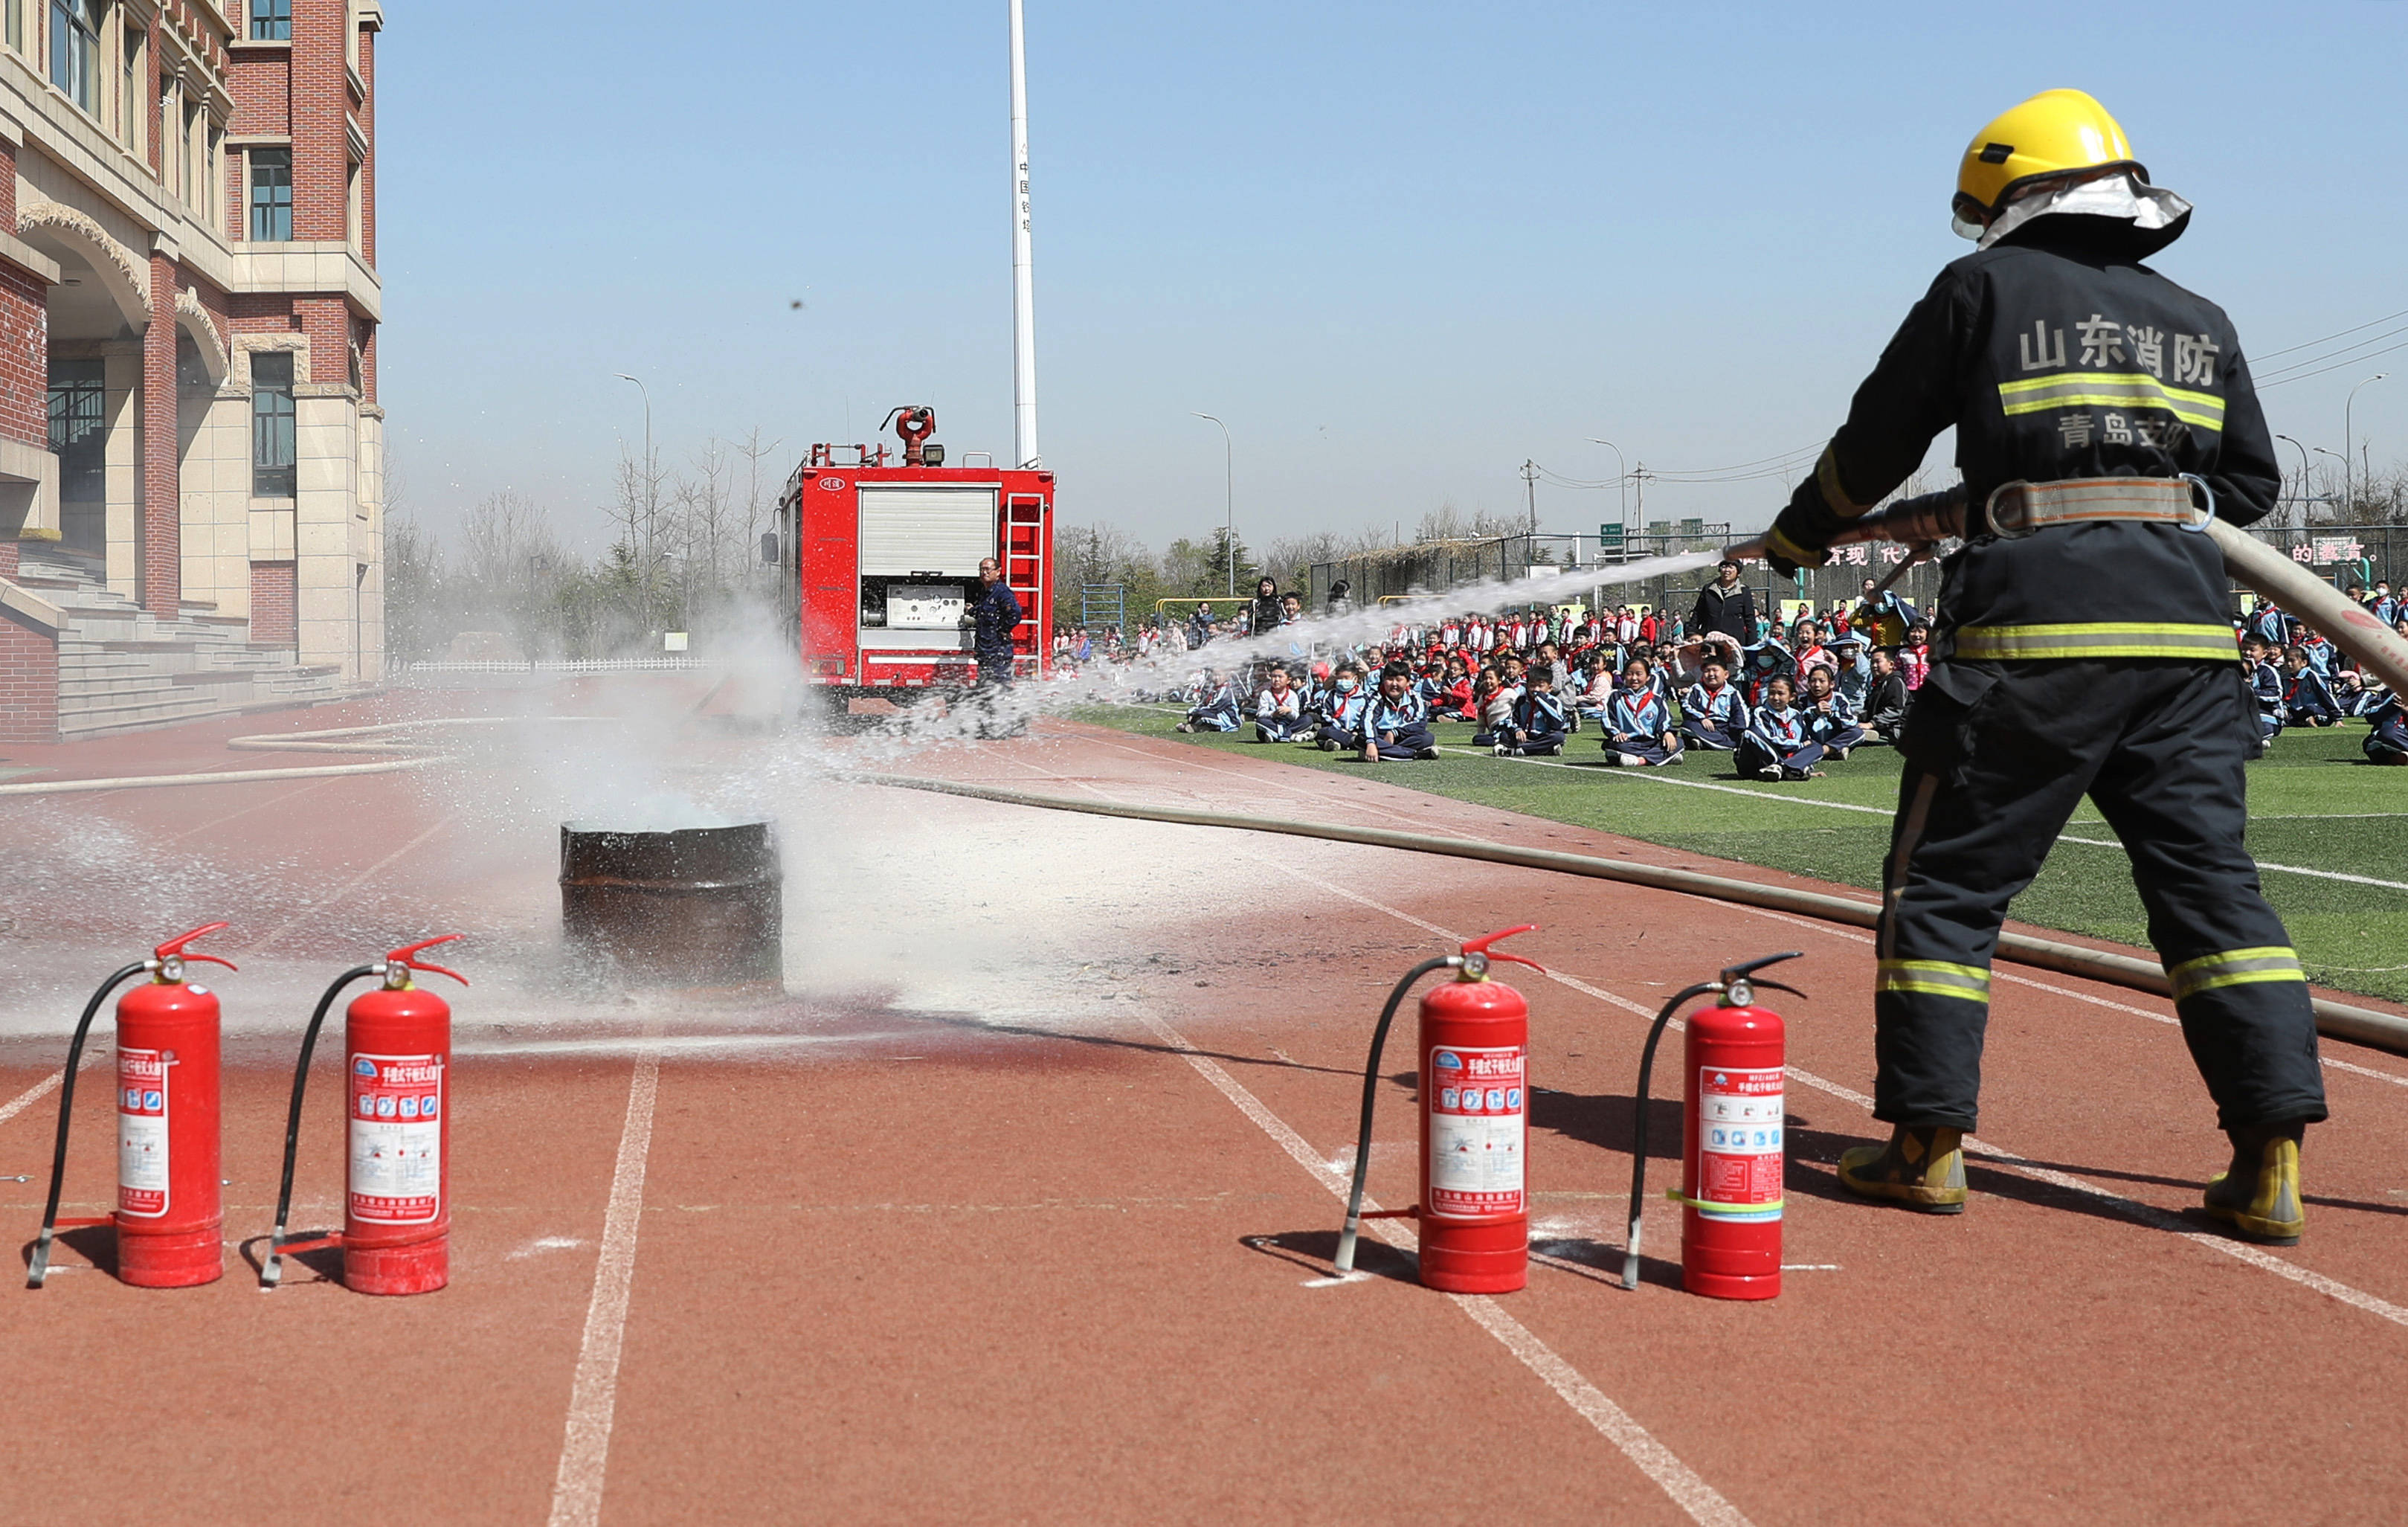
0, 0, 382, 742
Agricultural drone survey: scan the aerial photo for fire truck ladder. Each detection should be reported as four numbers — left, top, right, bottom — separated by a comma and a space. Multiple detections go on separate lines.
1005, 492, 1047, 669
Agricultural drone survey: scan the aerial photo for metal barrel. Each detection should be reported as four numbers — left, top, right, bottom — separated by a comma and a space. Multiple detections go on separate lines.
558, 821, 783, 989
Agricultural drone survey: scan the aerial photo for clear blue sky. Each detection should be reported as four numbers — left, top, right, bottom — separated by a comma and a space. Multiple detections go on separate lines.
380, 1, 2408, 553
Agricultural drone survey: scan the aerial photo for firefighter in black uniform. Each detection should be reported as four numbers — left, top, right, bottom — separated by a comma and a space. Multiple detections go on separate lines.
1763, 89, 2325, 1244
968, 555, 1025, 737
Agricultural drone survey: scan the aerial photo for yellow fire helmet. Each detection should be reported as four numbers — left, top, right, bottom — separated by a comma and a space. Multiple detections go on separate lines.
1951, 89, 2143, 236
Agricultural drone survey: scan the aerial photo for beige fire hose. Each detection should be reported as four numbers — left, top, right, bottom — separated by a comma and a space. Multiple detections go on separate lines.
1728, 486, 2408, 695
842, 769, 2408, 1058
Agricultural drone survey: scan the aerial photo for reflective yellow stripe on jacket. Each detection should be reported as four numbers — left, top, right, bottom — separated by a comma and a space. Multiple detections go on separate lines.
2166, 946, 2306, 1003
1997, 371, 2227, 432
1952, 622, 2238, 661
1876, 959, 1991, 1003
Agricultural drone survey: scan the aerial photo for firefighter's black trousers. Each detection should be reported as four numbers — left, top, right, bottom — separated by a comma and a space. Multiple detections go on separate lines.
1875, 658, 2328, 1133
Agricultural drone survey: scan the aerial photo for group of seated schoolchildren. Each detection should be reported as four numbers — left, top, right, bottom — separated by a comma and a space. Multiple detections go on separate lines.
1171, 629, 1906, 781
2239, 631, 2405, 764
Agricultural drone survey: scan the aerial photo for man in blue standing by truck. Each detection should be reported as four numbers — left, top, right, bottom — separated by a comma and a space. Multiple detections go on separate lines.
970, 555, 1024, 736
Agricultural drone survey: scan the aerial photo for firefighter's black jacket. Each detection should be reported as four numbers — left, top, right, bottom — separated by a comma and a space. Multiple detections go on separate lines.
1768, 216, 2279, 663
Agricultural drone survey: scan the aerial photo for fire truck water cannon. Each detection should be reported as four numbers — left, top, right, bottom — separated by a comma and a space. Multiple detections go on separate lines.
29, 922, 237, 1290
882, 405, 943, 467
263, 936, 466, 1296
1334, 925, 1543, 1294
1623, 951, 1805, 1302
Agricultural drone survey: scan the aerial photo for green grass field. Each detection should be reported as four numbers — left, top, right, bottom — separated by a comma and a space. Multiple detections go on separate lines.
1081, 703, 2408, 1005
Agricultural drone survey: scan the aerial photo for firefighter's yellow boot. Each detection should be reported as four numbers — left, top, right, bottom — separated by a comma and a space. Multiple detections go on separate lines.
1837, 1125, 1967, 1212
2203, 1125, 2305, 1245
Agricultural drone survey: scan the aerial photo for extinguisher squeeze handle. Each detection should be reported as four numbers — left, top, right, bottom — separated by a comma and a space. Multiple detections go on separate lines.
1334, 954, 1460, 1278
154, 920, 238, 972
261, 963, 382, 1289
1459, 925, 1545, 974
28, 961, 151, 1289
387, 934, 469, 987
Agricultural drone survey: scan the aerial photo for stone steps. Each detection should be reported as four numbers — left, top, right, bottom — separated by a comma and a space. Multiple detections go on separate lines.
8, 544, 356, 740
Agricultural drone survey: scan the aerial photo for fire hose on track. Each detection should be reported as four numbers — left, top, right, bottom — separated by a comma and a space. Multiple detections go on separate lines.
840, 768, 2408, 1058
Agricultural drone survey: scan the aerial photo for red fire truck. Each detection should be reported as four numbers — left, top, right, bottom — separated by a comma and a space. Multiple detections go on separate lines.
770, 407, 1054, 715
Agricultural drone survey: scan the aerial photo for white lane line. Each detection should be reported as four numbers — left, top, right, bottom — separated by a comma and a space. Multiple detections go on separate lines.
0, 1070, 62, 1128
1255, 860, 2408, 1334
250, 813, 457, 952
546, 1040, 664, 1527
1131, 1009, 1751, 1527
2056, 835, 2408, 893
1453, 744, 2408, 893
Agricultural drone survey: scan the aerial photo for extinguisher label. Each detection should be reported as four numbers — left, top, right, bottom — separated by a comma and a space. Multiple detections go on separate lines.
1696, 1066, 1783, 1220
1427, 1045, 1525, 1218
350, 1051, 443, 1224
117, 1047, 170, 1218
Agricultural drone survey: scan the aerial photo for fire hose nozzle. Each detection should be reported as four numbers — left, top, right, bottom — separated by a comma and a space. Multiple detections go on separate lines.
1458, 925, 1545, 980
152, 921, 236, 977
384, 934, 469, 988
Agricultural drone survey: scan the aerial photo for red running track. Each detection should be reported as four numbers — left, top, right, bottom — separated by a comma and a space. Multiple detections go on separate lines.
2, 698, 2405, 1523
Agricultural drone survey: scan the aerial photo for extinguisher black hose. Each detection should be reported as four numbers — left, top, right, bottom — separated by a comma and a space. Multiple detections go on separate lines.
261, 965, 379, 1289
27, 962, 150, 1290
1622, 982, 1721, 1293
1334, 956, 1458, 1277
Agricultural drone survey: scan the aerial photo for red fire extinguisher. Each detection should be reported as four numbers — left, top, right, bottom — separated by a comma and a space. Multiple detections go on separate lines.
1624, 952, 1805, 1300
1335, 926, 1543, 1293
28, 923, 236, 1290
263, 936, 465, 1295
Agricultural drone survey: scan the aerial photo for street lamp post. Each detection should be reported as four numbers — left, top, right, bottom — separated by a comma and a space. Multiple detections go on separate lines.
614, 372, 654, 565
2345, 373, 2388, 516
1586, 438, 1629, 552
614, 372, 657, 629
1192, 411, 1233, 597
2274, 432, 2311, 514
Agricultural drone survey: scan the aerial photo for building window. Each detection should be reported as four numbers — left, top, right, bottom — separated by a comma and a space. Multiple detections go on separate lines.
119, 25, 141, 148
50, 0, 101, 115
48, 358, 106, 507
249, 0, 289, 42
249, 147, 292, 241
6, 0, 23, 56
252, 351, 296, 498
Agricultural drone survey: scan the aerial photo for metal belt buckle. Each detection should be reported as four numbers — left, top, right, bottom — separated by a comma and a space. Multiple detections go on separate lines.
1981, 480, 2039, 540
2176, 473, 2217, 533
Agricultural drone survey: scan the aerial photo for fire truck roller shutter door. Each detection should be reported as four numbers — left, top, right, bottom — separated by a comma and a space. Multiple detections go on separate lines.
857, 486, 1002, 576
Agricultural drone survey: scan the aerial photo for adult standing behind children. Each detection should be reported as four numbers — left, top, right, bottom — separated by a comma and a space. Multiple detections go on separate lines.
1690, 559, 1760, 644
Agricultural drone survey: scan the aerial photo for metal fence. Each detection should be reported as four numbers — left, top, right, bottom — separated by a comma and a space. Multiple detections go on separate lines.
402, 657, 713, 674
1306, 521, 2404, 633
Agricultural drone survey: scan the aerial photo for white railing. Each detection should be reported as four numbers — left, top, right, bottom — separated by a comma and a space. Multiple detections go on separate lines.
402, 657, 717, 674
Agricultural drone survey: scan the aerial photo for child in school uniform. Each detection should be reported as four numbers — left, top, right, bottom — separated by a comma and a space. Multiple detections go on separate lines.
2280, 646, 2341, 728
1602, 658, 1684, 767
1736, 676, 1826, 780
1356, 664, 1440, 762
1313, 665, 1372, 750
1678, 658, 1751, 752
1176, 669, 1241, 732
2365, 691, 2408, 765
1799, 664, 1867, 761
1498, 669, 1574, 756
1252, 666, 1308, 742
2243, 636, 2286, 740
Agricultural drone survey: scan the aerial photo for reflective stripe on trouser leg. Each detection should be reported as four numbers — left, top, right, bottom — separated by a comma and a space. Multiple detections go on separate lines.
1873, 703, 2102, 1129
1875, 959, 1991, 1002
2082, 663, 2328, 1130
2166, 946, 2306, 1002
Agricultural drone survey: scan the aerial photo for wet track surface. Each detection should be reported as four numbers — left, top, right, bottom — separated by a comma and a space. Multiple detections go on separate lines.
4, 692, 2407, 1523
